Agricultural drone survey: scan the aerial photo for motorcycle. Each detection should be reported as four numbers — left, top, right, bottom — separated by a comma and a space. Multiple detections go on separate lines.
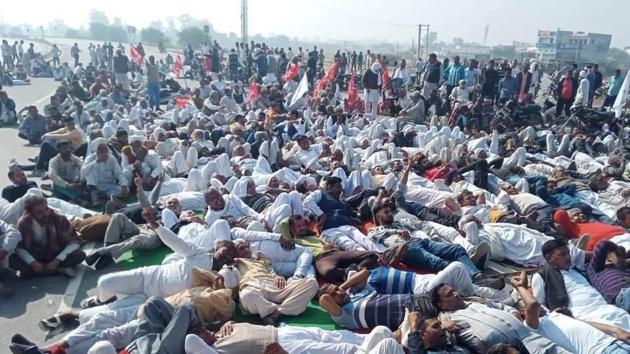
492, 98, 545, 129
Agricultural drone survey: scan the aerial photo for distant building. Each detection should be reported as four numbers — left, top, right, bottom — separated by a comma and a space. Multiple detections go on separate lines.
537, 29, 612, 64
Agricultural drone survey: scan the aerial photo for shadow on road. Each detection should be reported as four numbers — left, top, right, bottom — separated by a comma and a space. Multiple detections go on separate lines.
0, 273, 68, 319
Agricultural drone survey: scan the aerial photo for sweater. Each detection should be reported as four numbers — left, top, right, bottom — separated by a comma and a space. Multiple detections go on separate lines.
553, 209, 624, 251
587, 240, 630, 303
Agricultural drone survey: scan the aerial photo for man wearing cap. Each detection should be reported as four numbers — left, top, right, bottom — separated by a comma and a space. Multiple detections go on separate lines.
399, 91, 425, 124
48, 140, 84, 201
121, 136, 162, 189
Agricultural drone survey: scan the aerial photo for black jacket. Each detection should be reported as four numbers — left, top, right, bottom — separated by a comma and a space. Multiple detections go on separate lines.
362, 70, 380, 90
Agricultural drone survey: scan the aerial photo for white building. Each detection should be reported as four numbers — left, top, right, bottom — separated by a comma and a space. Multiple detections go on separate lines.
537, 29, 611, 63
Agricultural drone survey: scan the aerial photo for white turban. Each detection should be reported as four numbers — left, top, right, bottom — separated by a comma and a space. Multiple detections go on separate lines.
371, 62, 382, 72
218, 265, 241, 289
152, 127, 166, 141
101, 125, 115, 139
231, 177, 253, 199
473, 148, 486, 158
90, 137, 108, 152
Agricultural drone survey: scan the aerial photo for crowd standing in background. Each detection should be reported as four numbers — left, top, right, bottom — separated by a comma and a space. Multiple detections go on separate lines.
0, 37, 630, 354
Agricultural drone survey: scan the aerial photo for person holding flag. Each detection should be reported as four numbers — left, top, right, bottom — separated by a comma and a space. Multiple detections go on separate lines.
172, 55, 183, 78
129, 44, 144, 66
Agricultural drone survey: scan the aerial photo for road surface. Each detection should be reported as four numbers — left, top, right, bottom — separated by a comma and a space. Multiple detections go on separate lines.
0, 37, 169, 351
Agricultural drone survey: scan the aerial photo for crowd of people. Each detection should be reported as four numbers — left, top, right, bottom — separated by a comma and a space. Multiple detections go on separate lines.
0, 37, 630, 354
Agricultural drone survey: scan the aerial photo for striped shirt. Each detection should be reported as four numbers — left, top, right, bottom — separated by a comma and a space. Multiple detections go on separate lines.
446, 64, 466, 86
332, 288, 411, 330
368, 266, 415, 294
587, 240, 630, 303
242, 193, 273, 213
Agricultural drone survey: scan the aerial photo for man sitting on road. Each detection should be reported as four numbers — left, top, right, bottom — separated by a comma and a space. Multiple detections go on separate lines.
17, 105, 47, 145
48, 140, 84, 202
11, 196, 85, 278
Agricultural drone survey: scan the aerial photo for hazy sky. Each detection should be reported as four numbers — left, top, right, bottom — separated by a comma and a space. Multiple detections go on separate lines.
2, 0, 629, 47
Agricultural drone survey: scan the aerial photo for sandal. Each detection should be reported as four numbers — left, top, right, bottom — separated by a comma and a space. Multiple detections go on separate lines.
38, 313, 62, 332
79, 295, 102, 309
80, 295, 116, 309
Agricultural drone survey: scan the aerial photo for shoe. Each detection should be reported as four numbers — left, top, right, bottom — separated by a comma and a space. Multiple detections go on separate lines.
9, 334, 44, 354
80, 295, 116, 309
40, 183, 53, 192
84, 252, 101, 266
27, 156, 39, 163
58, 267, 77, 278
94, 255, 114, 270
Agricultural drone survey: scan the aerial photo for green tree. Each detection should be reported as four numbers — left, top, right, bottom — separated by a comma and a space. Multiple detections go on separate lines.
141, 27, 168, 46
177, 27, 210, 48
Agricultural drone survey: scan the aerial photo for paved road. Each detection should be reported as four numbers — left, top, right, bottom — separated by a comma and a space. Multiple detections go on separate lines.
0, 38, 168, 351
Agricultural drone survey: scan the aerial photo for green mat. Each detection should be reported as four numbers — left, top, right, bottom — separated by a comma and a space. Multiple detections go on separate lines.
117, 247, 340, 330
118, 246, 172, 269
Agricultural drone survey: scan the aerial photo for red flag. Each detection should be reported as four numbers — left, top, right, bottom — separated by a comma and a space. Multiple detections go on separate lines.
130, 45, 144, 65
313, 62, 339, 97
282, 63, 300, 82
172, 55, 183, 77
247, 81, 260, 105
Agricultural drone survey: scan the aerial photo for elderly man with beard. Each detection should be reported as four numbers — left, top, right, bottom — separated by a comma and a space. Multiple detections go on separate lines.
121, 135, 162, 189
10, 197, 85, 278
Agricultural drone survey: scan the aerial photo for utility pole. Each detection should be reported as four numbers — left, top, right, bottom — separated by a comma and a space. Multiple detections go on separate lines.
425, 24, 430, 59
241, 0, 248, 43
483, 25, 489, 46
417, 24, 422, 59
417, 24, 431, 59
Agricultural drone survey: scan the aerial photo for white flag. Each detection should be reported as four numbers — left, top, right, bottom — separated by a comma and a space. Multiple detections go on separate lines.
289, 72, 309, 108
613, 69, 630, 118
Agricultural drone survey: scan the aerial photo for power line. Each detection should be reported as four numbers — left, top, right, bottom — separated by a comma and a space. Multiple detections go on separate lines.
310, 2, 416, 28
